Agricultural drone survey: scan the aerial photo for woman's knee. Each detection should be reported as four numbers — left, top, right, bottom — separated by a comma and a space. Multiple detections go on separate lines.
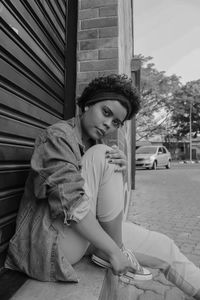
162, 233, 177, 250
153, 231, 176, 251
83, 144, 112, 162
82, 144, 124, 218
82, 144, 116, 174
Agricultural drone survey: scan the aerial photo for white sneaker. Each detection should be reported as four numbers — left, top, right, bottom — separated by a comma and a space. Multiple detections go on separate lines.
91, 247, 152, 283
120, 247, 152, 282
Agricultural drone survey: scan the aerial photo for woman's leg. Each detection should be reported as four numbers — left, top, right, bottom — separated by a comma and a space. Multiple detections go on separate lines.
122, 221, 200, 298
71, 144, 200, 297
53, 143, 200, 298
54, 144, 124, 264
81, 144, 124, 249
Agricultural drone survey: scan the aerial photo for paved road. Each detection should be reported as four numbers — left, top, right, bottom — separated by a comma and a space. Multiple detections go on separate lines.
127, 163, 200, 267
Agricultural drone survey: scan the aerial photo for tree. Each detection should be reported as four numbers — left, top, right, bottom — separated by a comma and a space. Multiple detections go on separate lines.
170, 79, 200, 139
135, 55, 181, 141
135, 55, 200, 144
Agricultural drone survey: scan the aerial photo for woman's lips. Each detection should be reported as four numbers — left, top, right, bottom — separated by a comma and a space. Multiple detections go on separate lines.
96, 128, 105, 136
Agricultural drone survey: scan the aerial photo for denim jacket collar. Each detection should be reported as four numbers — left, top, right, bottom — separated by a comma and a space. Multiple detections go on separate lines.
67, 116, 86, 154
68, 116, 98, 154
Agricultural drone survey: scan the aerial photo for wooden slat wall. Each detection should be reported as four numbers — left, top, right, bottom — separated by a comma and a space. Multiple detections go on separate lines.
0, 0, 75, 272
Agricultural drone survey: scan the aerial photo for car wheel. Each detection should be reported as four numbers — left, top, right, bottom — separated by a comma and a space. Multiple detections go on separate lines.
166, 160, 171, 169
152, 161, 157, 170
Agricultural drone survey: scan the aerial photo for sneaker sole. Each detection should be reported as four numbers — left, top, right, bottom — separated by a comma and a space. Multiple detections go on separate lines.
123, 269, 152, 281
91, 254, 152, 281
91, 254, 111, 268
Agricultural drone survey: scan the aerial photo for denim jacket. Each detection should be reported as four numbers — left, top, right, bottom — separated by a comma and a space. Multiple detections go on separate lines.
5, 118, 92, 282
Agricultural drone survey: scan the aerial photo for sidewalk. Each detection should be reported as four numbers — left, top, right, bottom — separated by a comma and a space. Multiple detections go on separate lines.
127, 165, 200, 267
126, 165, 200, 299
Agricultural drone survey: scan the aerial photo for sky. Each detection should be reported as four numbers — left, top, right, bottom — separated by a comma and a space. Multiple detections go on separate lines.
134, 0, 200, 83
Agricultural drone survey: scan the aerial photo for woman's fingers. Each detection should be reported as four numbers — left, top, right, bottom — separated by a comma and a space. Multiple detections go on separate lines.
109, 251, 136, 276
107, 158, 126, 165
105, 145, 127, 172
106, 152, 125, 159
106, 145, 124, 157
108, 159, 127, 172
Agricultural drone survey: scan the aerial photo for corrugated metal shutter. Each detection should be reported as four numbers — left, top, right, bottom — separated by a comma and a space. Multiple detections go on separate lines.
0, 0, 77, 271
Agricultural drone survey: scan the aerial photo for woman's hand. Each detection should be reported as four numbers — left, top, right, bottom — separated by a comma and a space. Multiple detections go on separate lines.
73, 211, 135, 276
105, 145, 127, 172
108, 249, 136, 276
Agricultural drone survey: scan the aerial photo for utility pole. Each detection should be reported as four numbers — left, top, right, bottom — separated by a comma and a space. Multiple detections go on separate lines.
131, 58, 141, 189
189, 102, 192, 161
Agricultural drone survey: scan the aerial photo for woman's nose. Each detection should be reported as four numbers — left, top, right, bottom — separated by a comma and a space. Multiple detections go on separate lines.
103, 118, 112, 129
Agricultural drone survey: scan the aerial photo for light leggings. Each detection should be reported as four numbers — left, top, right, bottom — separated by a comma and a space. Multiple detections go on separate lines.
55, 144, 200, 297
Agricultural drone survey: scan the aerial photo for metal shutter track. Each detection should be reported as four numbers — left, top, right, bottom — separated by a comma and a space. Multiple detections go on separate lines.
0, 0, 67, 271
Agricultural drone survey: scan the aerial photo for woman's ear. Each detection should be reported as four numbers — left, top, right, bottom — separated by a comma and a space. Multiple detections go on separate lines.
84, 106, 89, 112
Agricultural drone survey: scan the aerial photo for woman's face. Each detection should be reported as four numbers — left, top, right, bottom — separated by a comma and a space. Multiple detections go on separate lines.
81, 100, 127, 141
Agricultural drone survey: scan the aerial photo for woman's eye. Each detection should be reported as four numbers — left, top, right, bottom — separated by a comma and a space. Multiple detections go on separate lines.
112, 120, 121, 128
103, 107, 111, 116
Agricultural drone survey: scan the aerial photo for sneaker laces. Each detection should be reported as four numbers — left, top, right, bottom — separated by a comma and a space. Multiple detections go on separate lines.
121, 246, 143, 272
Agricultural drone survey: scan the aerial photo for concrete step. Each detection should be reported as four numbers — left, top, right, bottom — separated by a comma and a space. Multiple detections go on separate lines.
10, 259, 192, 300
10, 257, 106, 300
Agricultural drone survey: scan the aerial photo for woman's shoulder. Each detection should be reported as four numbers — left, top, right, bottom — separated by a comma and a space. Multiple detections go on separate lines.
46, 119, 84, 156
34, 119, 79, 151
47, 119, 76, 139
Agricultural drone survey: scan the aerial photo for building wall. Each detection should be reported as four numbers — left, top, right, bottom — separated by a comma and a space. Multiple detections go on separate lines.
77, 0, 135, 215
77, 0, 118, 94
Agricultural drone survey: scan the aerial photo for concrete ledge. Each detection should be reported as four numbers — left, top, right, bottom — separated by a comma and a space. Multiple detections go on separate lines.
9, 258, 192, 300
10, 257, 106, 300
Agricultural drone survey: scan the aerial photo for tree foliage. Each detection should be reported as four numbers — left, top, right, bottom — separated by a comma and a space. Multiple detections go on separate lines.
135, 55, 200, 141
136, 55, 181, 141
170, 80, 200, 139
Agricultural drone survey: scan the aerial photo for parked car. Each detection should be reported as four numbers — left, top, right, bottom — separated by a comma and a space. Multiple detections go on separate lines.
136, 145, 171, 170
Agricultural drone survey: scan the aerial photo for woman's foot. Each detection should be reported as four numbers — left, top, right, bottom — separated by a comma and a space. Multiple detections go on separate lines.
91, 246, 152, 282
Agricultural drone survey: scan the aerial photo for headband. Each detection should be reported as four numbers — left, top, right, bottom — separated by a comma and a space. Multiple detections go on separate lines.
82, 91, 132, 120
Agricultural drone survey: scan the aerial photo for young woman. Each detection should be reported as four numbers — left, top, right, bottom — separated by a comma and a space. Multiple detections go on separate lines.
5, 74, 200, 299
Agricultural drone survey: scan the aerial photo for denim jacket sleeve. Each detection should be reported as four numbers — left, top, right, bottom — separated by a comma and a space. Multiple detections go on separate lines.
30, 122, 90, 224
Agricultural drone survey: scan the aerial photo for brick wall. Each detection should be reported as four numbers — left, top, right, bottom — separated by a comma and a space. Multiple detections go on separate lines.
77, 0, 118, 95
77, 0, 135, 214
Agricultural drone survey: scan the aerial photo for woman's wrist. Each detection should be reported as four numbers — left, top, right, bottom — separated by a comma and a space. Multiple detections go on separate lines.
73, 210, 120, 257
107, 244, 122, 262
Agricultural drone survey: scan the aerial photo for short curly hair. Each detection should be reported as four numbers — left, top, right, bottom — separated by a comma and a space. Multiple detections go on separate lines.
77, 74, 140, 120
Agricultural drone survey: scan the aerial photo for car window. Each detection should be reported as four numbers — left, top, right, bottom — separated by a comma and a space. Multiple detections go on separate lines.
158, 147, 163, 154
136, 147, 157, 154
162, 147, 167, 153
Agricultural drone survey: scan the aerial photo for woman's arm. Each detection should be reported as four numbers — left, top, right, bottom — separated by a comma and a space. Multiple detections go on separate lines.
73, 210, 135, 275
31, 126, 90, 223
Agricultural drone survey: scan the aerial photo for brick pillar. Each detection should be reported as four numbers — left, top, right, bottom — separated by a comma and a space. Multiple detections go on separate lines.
77, 0, 119, 95
77, 0, 135, 216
